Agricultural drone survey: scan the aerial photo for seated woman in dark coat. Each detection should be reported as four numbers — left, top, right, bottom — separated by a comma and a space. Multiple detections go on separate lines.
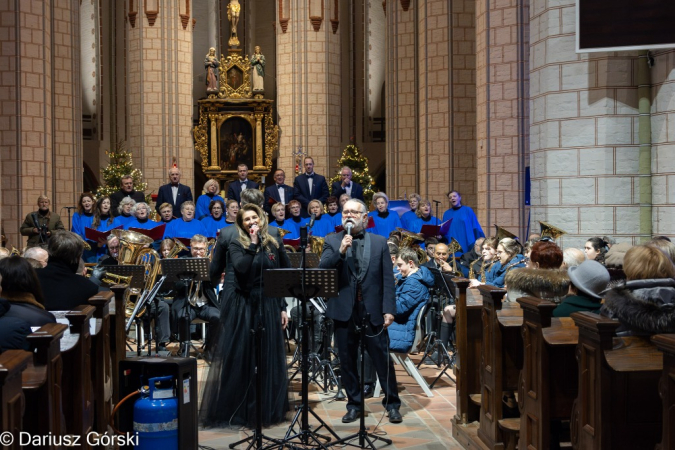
388, 247, 434, 353
553, 259, 609, 317
0, 256, 55, 327
602, 245, 675, 335
505, 241, 569, 304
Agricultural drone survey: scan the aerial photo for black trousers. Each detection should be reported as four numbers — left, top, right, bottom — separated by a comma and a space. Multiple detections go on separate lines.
170, 297, 220, 345
333, 302, 400, 412
141, 299, 171, 343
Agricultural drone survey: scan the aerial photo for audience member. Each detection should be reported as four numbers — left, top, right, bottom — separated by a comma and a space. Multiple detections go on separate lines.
23, 247, 49, 268
0, 256, 55, 327
20, 195, 65, 248
505, 241, 569, 303
584, 237, 609, 265
553, 260, 609, 317
562, 247, 585, 269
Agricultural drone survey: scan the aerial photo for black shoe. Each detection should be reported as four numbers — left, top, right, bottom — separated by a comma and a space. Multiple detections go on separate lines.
342, 410, 360, 423
363, 384, 374, 399
388, 408, 403, 423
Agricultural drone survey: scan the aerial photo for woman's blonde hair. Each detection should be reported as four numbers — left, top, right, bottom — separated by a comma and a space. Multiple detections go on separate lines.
307, 199, 324, 216
498, 238, 522, 259
624, 245, 675, 280
236, 204, 278, 249
203, 179, 220, 193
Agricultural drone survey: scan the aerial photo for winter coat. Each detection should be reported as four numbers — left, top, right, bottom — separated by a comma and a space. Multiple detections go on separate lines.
485, 254, 526, 288
602, 278, 675, 335
0, 299, 32, 352
1, 292, 56, 327
552, 295, 602, 317
504, 268, 570, 304
388, 266, 434, 353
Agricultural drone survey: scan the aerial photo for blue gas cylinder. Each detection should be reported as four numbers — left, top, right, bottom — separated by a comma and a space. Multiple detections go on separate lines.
133, 376, 178, 450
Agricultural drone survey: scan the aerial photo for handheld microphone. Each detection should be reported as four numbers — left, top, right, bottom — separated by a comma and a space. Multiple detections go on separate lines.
309, 213, 316, 228
345, 221, 353, 236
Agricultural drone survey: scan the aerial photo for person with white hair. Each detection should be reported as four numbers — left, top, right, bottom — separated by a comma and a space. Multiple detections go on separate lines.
126, 202, 158, 230
562, 247, 586, 269
331, 166, 364, 201
112, 197, 137, 228
23, 247, 49, 268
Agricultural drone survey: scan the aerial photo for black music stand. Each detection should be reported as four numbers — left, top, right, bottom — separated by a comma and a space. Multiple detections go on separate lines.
263, 267, 340, 450
428, 273, 460, 387
418, 267, 455, 370
287, 252, 320, 268
160, 257, 210, 358
107, 265, 150, 355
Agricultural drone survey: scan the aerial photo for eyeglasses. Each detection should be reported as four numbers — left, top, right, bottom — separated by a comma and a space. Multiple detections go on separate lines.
342, 209, 364, 216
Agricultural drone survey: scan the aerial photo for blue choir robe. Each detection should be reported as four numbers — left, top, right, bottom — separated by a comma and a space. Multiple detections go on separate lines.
284, 216, 309, 239
126, 218, 161, 230
113, 214, 136, 229
269, 219, 290, 235
442, 206, 485, 256
368, 210, 402, 238
325, 212, 342, 231
201, 215, 227, 238
163, 218, 208, 240
72, 212, 94, 239
196, 193, 225, 220
401, 210, 418, 230
91, 216, 118, 260
309, 215, 333, 238
408, 215, 441, 235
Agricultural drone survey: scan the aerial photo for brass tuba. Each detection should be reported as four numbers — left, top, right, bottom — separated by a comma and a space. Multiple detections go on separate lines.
166, 238, 188, 259
396, 228, 428, 265
277, 228, 296, 253
113, 229, 158, 319
494, 224, 519, 241
539, 221, 567, 240
112, 229, 154, 263
308, 236, 325, 256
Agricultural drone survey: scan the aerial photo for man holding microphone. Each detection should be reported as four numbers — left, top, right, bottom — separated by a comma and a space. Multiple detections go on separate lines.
319, 199, 402, 423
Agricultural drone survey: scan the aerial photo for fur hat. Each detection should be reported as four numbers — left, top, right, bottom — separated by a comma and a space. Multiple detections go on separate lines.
568, 260, 610, 300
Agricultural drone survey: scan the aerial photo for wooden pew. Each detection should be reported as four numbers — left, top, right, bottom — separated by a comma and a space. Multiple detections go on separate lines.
0, 350, 32, 448
476, 285, 523, 450
88, 291, 114, 434
652, 334, 675, 450
109, 284, 127, 404
58, 305, 96, 445
452, 283, 488, 448
571, 312, 662, 450
22, 323, 69, 444
517, 296, 579, 450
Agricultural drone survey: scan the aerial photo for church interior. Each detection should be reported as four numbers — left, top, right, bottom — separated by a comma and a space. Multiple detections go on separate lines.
1, 0, 674, 449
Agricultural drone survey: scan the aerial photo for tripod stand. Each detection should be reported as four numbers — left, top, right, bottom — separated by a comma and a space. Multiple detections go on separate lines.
327, 312, 392, 450
264, 246, 340, 449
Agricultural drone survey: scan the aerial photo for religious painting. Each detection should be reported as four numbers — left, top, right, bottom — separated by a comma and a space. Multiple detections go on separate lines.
219, 117, 253, 170
227, 66, 243, 90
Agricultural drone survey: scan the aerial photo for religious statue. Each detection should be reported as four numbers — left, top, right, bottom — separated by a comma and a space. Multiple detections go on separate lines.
204, 47, 220, 93
227, 0, 241, 48
250, 46, 265, 94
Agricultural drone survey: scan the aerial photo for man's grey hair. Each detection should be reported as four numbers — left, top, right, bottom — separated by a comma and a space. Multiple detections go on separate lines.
23, 246, 48, 262
48, 231, 84, 269
106, 234, 119, 245
240, 189, 264, 208
563, 247, 585, 269
341, 166, 352, 175
345, 199, 368, 214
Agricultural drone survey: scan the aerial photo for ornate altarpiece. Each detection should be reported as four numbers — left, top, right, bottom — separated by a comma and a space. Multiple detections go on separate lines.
194, 52, 278, 183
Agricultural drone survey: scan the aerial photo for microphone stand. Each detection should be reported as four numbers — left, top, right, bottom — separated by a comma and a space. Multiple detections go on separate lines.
62, 206, 76, 232
432, 200, 441, 240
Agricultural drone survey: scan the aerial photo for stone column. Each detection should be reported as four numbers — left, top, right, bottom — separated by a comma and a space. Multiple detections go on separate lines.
0, 0, 82, 245
276, 1, 342, 181
126, 0, 193, 199
475, 0, 530, 238
529, 0, 644, 247
649, 49, 675, 238
385, 1, 417, 198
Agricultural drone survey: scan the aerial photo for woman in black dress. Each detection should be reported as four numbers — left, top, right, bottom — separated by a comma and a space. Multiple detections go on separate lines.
200, 204, 290, 428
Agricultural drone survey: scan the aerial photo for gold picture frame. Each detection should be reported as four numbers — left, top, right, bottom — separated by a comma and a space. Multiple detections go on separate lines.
216, 53, 252, 99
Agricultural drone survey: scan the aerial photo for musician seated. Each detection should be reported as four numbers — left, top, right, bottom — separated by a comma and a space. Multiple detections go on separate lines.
112, 197, 137, 228
307, 200, 333, 238
160, 238, 176, 258
98, 234, 120, 266
483, 238, 526, 288
170, 235, 220, 355
36, 231, 99, 311
163, 201, 207, 240
368, 192, 402, 239
458, 237, 485, 278
200, 199, 227, 239
424, 237, 438, 261
389, 248, 433, 353
469, 237, 499, 287
425, 244, 457, 361
126, 202, 159, 230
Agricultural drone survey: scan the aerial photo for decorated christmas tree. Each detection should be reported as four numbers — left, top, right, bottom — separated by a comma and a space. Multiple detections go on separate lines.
96, 142, 150, 202
329, 143, 376, 205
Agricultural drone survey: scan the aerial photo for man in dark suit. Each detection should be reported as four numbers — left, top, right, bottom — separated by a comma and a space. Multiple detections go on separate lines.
155, 167, 193, 218
36, 231, 99, 311
263, 168, 294, 215
293, 156, 329, 217
330, 166, 364, 201
227, 164, 259, 204
110, 175, 145, 216
319, 199, 402, 423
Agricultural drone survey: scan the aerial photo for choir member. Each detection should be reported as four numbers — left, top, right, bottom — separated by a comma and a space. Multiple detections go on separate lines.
163, 201, 207, 240
196, 179, 225, 220
368, 192, 402, 238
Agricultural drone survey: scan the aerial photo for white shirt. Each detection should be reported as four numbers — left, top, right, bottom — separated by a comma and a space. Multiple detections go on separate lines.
277, 185, 286, 204
307, 173, 314, 195
171, 185, 178, 203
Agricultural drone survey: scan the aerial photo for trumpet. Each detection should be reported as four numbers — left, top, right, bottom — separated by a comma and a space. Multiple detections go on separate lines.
85, 267, 133, 286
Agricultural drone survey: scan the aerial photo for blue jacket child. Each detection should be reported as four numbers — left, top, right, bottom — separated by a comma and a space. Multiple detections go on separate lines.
388, 265, 435, 353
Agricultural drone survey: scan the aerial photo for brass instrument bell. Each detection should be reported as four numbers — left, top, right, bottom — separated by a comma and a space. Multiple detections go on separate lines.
539, 221, 567, 240
494, 224, 518, 241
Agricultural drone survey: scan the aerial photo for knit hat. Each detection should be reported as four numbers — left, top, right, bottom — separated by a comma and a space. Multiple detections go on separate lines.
567, 259, 610, 300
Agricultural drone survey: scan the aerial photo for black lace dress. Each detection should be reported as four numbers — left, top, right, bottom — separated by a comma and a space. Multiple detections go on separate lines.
200, 237, 290, 428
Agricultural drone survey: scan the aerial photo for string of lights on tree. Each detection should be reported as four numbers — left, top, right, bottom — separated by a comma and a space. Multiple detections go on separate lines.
329, 142, 376, 205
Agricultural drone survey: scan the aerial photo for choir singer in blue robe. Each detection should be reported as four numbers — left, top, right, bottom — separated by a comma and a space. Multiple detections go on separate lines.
163, 201, 207, 240
368, 192, 402, 238
200, 199, 227, 238
441, 190, 484, 257
196, 179, 225, 220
